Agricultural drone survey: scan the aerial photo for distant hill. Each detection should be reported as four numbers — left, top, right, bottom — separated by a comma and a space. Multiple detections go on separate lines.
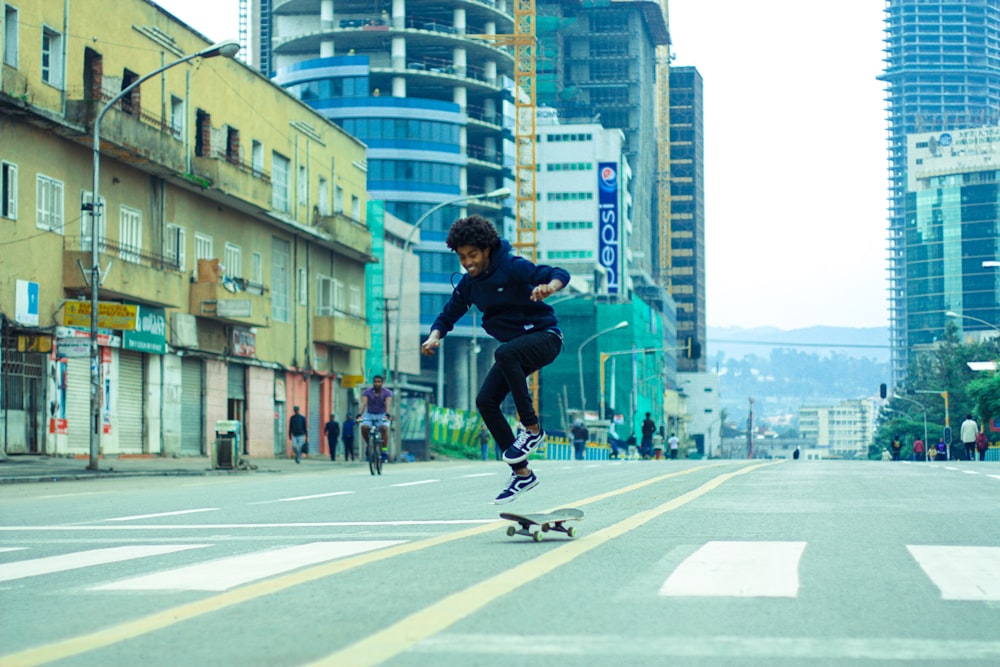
703, 326, 891, 428
706, 325, 890, 364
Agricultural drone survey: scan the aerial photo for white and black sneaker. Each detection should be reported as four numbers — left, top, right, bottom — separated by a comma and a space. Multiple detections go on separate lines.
503, 427, 545, 464
493, 471, 539, 504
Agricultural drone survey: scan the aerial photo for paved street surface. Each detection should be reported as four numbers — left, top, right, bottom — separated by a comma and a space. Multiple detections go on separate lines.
1, 458, 998, 666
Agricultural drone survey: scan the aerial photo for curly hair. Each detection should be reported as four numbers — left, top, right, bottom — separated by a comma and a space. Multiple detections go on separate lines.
445, 215, 500, 251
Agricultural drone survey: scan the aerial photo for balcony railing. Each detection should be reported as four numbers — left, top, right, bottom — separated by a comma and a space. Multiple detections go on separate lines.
62, 236, 185, 308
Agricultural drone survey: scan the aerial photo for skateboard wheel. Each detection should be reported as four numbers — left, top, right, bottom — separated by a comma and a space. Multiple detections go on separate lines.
541, 523, 550, 532
506, 526, 516, 537
567, 527, 576, 538
532, 531, 543, 542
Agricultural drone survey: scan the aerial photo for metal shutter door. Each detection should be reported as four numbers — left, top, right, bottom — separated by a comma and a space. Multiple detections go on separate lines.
65, 357, 91, 451
180, 357, 204, 454
117, 351, 145, 452
228, 364, 245, 399
308, 377, 321, 448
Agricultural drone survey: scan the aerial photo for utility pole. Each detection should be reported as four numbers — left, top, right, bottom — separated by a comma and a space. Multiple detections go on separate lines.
747, 397, 755, 459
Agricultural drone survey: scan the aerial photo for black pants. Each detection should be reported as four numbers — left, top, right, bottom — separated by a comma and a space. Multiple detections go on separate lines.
476, 330, 562, 466
343, 437, 355, 461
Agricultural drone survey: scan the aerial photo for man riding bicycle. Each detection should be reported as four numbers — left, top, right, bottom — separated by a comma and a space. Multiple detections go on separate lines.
358, 375, 392, 462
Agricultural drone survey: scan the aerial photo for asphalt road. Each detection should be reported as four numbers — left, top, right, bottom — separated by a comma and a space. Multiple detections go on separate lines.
1, 459, 998, 667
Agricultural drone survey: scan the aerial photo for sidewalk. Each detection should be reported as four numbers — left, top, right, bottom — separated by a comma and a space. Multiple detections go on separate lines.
0, 453, 368, 485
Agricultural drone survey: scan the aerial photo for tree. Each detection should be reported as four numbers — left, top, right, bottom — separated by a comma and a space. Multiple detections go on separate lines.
968, 373, 1000, 427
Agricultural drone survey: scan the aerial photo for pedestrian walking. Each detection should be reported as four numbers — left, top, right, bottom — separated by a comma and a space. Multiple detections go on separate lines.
479, 424, 491, 461
975, 431, 989, 461
342, 414, 356, 462
324, 416, 340, 461
420, 214, 569, 504
668, 433, 680, 459
571, 420, 589, 461
652, 432, 664, 460
890, 435, 902, 461
288, 405, 307, 464
640, 413, 656, 459
912, 436, 925, 462
960, 414, 979, 461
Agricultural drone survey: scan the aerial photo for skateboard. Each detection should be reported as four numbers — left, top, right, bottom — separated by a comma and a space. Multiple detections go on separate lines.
499, 507, 584, 542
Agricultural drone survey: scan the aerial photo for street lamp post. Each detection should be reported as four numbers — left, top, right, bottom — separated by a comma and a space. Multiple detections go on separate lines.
391, 187, 510, 392
86, 40, 240, 471
576, 320, 628, 413
945, 310, 1000, 335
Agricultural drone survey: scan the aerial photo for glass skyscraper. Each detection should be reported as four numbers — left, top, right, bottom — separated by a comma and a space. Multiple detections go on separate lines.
881, 0, 1000, 381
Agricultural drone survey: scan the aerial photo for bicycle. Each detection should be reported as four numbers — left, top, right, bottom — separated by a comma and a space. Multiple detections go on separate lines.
365, 417, 389, 475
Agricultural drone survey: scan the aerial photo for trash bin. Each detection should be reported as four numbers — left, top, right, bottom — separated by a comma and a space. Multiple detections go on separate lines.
214, 420, 240, 469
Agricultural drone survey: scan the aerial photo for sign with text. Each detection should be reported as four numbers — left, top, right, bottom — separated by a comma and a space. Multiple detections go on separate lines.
64, 302, 138, 330
122, 305, 167, 354
597, 162, 620, 294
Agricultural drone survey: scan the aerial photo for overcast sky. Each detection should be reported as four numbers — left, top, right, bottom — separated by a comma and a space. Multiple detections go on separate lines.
157, 0, 890, 331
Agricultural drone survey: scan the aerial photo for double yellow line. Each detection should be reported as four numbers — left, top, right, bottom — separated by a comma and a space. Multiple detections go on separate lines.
4, 462, 773, 667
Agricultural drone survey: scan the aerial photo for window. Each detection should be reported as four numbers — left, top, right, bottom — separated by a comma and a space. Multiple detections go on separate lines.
349, 285, 361, 316
298, 164, 308, 206
121, 69, 140, 116
35, 174, 63, 233
194, 232, 213, 280
1, 161, 16, 219
318, 176, 329, 216
224, 242, 242, 278
165, 223, 186, 271
80, 190, 106, 249
317, 275, 334, 316
350, 194, 360, 221
4, 6, 18, 68
298, 267, 307, 305
334, 185, 344, 214
170, 95, 184, 140
272, 152, 290, 212
252, 251, 262, 284
41, 27, 63, 88
333, 279, 345, 314
271, 237, 291, 322
226, 126, 240, 164
119, 206, 142, 264
251, 141, 263, 176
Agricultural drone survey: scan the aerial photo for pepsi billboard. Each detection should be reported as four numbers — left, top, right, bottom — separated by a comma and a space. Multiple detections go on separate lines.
597, 162, 619, 294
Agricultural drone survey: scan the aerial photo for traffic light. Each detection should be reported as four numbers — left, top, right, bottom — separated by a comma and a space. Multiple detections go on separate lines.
879, 383, 887, 399
685, 337, 702, 360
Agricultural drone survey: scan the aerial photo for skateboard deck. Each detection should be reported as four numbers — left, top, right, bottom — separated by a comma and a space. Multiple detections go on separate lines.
499, 507, 584, 542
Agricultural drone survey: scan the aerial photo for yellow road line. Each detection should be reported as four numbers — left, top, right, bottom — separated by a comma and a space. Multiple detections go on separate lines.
308, 462, 775, 667
0, 462, 752, 667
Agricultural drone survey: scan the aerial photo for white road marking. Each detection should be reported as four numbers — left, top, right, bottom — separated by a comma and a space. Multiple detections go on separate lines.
907, 545, 1000, 601
961, 470, 980, 475
251, 491, 354, 504
459, 473, 496, 478
0, 547, 27, 553
91, 541, 404, 591
0, 520, 494, 531
102, 508, 220, 522
989, 475, 1000, 481
0, 545, 208, 582
660, 541, 807, 598
389, 479, 440, 488
414, 633, 1000, 661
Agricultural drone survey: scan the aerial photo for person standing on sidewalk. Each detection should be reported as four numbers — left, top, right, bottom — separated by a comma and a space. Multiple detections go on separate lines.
960, 415, 979, 461
571, 420, 589, 461
288, 406, 308, 464
324, 415, 340, 461
342, 414, 356, 462
421, 215, 569, 504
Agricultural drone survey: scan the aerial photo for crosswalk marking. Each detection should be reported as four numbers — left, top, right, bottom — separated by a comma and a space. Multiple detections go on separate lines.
0, 545, 208, 583
660, 541, 807, 598
907, 545, 1000, 601
91, 541, 405, 592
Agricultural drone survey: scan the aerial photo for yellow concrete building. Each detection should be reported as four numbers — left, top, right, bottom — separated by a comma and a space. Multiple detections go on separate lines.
0, 0, 375, 459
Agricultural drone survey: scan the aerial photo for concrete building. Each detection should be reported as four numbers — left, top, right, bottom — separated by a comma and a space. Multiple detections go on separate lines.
253, 0, 510, 410
0, 0, 373, 458
669, 66, 706, 372
677, 371, 721, 458
534, 110, 631, 295
798, 399, 877, 458
880, 0, 1000, 383
905, 127, 1000, 347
